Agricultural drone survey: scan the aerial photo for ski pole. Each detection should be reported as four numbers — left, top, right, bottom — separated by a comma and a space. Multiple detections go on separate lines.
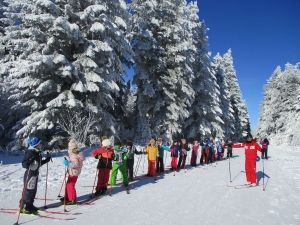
134, 154, 142, 178
263, 158, 265, 191
62, 157, 69, 212
91, 169, 99, 197
44, 152, 52, 209
15, 165, 31, 225
142, 148, 146, 173
57, 160, 67, 198
229, 156, 232, 182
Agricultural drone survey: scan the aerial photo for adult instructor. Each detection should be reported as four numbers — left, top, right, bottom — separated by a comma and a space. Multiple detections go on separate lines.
232, 134, 262, 185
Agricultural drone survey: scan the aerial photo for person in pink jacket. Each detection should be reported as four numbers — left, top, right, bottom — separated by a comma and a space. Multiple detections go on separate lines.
62, 140, 86, 205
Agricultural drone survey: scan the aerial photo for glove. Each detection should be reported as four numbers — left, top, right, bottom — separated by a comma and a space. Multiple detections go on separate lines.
45, 156, 51, 163
63, 159, 70, 167
95, 154, 102, 159
123, 153, 130, 160
256, 156, 260, 162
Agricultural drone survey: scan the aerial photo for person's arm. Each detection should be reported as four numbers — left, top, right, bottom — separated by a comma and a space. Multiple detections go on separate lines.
255, 142, 262, 152
232, 143, 244, 148
162, 144, 170, 151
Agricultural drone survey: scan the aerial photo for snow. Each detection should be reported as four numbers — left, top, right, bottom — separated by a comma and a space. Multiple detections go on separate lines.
0, 146, 299, 224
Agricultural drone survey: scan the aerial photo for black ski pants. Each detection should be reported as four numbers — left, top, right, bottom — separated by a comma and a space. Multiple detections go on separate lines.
261, 148, 268, 159
156, 157, 164, 172
126, 159, 134, 180
22, 169, 39, 208
177, 154, 187, 169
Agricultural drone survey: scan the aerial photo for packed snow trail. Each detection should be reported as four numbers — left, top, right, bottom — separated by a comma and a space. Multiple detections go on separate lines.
0, 146, 299, 225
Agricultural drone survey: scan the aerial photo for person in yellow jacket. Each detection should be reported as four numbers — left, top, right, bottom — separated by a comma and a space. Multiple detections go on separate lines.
145, 139, 158, 177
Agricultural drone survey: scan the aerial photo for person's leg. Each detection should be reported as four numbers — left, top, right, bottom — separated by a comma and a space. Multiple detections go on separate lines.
110, 164, 119, 185
96, 169, 104, 192
177, 155, 182, 169
265, 149, 268, 159
149, 160, 156, 176
66, 175, 78, 201
128, 160, 134, 180
158, 157, 164, 172
23, 170, 39, 210
119, 164, 129, 185
102, 169, 111, 190
156, 157, 160, 172
182, 155, 187, 168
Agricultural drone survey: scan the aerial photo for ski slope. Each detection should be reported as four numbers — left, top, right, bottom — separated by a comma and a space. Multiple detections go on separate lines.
0, 145, 299, 225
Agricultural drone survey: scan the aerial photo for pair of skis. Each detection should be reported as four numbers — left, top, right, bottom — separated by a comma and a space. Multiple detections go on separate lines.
0, 208, 76, 221
227, 183, 259, 189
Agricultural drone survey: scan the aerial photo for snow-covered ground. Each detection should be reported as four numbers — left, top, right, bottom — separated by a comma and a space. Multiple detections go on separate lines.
0, 145, 299, 225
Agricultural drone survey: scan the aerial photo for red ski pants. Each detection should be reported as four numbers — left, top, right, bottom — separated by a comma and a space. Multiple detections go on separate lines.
245, 160, 257, 183
96, 168, 111, 191
171, 157, 178, 169
66, 175, 78, 201
148, 160, 156, 176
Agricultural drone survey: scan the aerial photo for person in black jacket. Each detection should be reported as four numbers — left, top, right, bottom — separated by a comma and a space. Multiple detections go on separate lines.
226, 139, 233, 158
21, 137, 51, 213
125, 140, 144, 181
177, 139, 190, 170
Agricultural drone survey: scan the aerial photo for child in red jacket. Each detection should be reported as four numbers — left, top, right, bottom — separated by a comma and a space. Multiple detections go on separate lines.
92, 137, 115, 196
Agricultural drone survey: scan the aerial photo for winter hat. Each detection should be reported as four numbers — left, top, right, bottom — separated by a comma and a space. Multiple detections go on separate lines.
126, 140, 133, 147
27, 137, 42, 147
68, 140, 77, 151
150, 139, 155, 144
114, 139, 121, 146
246, 133, 253, 139
102, 139, 111, 147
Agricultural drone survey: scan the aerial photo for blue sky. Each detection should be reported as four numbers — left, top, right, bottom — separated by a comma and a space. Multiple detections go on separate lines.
194, 0, 300, 129
125, 0, 300, 130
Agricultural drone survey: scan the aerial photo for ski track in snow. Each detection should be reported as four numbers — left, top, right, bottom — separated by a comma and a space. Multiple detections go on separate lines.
0, 146, 299, 225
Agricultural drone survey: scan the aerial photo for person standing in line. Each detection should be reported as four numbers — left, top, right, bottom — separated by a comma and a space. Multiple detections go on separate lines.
177, 138, 190, 169
125, 139, 144, 181
156, 137, 170, 173
232, 134, 262, 185
92, 137, 115, 196
216, 139, 223, 161
109, 140, 129, 186
261, 138, 269, 160
226, 139, 233, 158
145, 139, 158, 177
221, 139, 226, 156
62, 140, 86, 205
200, 137, 210, 165
190, 140, 200, 167
20, 137, 51, 213
170, 140, 182, 171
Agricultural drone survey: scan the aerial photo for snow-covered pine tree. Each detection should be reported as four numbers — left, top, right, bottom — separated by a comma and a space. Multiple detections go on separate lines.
182, 1, 222, 141
222, 49, 250, 141
0, 0, 134, 149
115, 80, 136, 142
130, 0, 195, 144
257, 63, 300, 146
212, 53, 235, 140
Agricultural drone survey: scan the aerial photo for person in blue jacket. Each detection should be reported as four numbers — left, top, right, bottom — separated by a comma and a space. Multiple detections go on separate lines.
20, 137, 51, 213
170, 140, 182, 171
200, 137, 210, 165
156, 137, 170, 173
